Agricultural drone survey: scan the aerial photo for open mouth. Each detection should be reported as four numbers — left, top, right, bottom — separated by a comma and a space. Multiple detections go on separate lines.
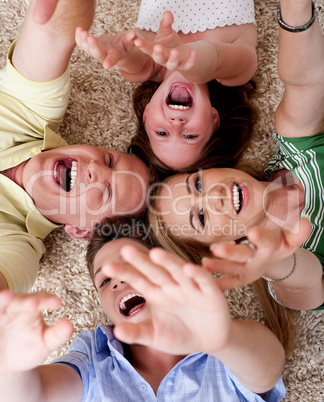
119, 293, 146, 317
54, 158, 77, 192
167, 84, 193, 110
233, 182, 244, 214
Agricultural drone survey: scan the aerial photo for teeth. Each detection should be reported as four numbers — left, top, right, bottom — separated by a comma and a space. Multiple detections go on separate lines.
233, 184, 243, 213
53, 160, 78, 191
168, 104, 190, 110
70, 161, 77, 190
54, 162, 58, 179
120, 293, 143, 310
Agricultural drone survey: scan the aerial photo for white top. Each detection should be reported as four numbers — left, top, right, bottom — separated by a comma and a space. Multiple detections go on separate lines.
135, 0, 256, 34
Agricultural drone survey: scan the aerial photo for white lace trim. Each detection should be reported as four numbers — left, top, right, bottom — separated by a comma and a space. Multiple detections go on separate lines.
135, 0, 256, 34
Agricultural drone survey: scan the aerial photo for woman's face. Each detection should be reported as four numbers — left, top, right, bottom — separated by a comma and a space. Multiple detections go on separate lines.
152, 168, 268, 243
144, 71, 219, 170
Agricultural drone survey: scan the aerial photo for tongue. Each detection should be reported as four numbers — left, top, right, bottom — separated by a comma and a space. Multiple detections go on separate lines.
128, 302, 145, 316
56, 163, 68, 190
169, 86, 191, 106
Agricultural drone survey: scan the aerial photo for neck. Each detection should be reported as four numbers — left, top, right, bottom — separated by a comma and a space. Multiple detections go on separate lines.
1, 160, 28, 189
130, 344, 184, 394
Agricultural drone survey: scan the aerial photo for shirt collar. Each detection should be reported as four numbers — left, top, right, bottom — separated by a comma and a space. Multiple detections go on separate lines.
95, 324, 125, 356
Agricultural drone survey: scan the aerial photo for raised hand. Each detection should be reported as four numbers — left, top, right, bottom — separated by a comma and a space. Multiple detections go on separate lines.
101, 246, 231, 356
75, 27, 137, 70
133, 11, 197, 71
0, 291, 73, 374
203, 217, 312, 288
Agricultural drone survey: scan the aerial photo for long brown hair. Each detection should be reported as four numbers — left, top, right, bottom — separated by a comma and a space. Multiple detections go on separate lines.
129, 79, 259, 180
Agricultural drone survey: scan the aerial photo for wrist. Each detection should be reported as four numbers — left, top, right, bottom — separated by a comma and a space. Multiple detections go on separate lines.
263, 253, 297, 282
278, 1, 315, 31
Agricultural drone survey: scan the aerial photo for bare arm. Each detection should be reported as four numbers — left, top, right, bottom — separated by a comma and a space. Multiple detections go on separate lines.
102, 246, 285, 394
75, 28, 158, 83
182, 27, 258, 86
0, 291, 82, 402
12, 0, 96, 81
204, 218, 324, 310
133, 12, 257, 85
275, 0, 324, 137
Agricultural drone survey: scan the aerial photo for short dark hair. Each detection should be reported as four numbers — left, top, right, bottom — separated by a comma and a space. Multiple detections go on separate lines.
86, 215, 157, 283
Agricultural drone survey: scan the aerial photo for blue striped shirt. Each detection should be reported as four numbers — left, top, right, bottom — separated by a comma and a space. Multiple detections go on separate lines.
54, 324, 285, 401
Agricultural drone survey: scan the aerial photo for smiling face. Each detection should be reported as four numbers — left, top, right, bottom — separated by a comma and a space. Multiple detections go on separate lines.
151, 168, 269, 243
93, 238, 150, 325
144, 72, 219, 170
21, 145, 150, 236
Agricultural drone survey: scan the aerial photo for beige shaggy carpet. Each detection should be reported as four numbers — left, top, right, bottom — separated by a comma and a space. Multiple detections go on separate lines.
1, 0, 323, 400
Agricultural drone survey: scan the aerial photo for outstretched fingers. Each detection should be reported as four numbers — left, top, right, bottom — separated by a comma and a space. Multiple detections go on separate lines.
75, 28, 106, 61
121, 246, 177, 287
182, 263, 221, 295
210, 241, 254, 264
133, 37, 154, 57
165, 48, 197, 71
43, 318, 74, 350
101, 261, 157, 297
1, 291, 62, 317
149, 248, 198, 288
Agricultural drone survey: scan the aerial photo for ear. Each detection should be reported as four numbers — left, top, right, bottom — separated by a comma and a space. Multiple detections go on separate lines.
211, 107, 220, 129
143, 103, 150, 123
64, 224, 91, 240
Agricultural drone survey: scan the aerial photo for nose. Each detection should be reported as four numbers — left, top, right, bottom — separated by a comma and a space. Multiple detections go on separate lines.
205, 184, 229, 213
111, 279, 126, 290
169, 116, 187, 125
88, 160, 111, 183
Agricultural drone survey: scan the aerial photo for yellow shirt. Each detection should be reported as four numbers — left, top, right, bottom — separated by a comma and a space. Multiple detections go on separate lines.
0, 40, 70, 291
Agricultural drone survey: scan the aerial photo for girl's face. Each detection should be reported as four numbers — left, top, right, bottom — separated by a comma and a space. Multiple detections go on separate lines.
152, 168, 269, 243
93, 238, 151, 326
143, 71, 220, 170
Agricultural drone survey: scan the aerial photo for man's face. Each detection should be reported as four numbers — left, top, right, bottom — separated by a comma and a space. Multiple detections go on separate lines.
22, 145, 149, 234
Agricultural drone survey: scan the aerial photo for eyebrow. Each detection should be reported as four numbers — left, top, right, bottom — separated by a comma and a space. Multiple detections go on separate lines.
93, 266, 102, 280
185, 174, 192, 194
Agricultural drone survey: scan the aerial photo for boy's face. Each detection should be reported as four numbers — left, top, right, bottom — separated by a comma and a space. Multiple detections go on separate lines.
21, 145, 149, 235
93, 238, 151, 325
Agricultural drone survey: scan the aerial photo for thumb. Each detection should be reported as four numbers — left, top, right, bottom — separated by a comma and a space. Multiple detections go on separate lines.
158, 11, 174, 35
43, 318, 74, 351
114, 322, 153, 346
